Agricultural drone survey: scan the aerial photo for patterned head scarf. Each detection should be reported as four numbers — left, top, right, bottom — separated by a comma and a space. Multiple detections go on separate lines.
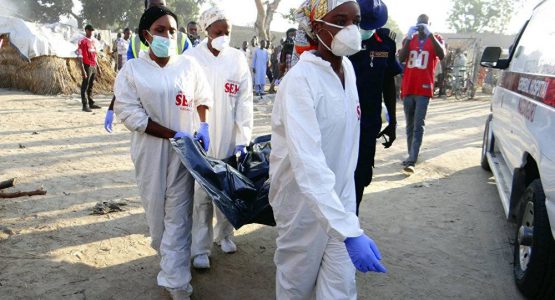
295, 0, 356, 39
199, 7, 229, 31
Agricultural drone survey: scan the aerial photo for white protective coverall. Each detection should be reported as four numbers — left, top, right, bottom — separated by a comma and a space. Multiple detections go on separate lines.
114, 51, 212, 291
269, 51, 363, 300
185, 39, 253, 257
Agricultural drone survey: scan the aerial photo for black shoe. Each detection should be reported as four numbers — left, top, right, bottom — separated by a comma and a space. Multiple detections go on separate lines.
82, 106, 92, 112
89, 103, 101, 109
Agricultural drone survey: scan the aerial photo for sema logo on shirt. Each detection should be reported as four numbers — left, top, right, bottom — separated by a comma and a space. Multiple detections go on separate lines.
175, 91, 193, 111
225, 80, 240, 96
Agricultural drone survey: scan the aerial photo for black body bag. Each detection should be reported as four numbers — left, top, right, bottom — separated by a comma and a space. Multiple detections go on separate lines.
171, 135, 275, 229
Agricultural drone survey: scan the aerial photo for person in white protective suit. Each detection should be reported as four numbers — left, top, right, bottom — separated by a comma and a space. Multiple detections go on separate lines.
113, 6, 212, 300
186, 7, 254, 269
269, 1, 387, 299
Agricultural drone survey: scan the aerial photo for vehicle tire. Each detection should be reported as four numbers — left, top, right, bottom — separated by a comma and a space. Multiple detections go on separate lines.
454, 85, 465, 100
513, 179, 555, 299
481, 115, 493, 171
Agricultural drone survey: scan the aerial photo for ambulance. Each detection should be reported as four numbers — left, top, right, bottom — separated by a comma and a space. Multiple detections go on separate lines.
479, 0, 555, 298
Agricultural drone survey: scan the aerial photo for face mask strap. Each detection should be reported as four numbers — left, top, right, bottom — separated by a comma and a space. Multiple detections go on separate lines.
315, 19, 344, 30
315, 26, 335, 53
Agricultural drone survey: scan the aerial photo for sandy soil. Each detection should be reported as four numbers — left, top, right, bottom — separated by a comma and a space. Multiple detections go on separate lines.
0, 88, 524, 299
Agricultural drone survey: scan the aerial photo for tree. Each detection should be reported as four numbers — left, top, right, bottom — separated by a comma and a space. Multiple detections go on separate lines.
254, 0, 281, 41
281, 7, 296, 24
384, 18, 402, 40
447, 0, 522, 33
80, 0, 205, 30
8, 0, 76, 23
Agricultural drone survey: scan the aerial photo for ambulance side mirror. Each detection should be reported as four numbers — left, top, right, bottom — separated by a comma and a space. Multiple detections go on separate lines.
480, 47, 502, 68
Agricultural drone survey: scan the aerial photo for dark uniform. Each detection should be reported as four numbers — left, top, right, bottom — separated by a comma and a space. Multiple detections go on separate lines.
349, 28, 403, 214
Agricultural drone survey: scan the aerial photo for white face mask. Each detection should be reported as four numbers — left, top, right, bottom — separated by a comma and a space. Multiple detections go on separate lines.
211, 35, 230, 51
316, 20, 361, 56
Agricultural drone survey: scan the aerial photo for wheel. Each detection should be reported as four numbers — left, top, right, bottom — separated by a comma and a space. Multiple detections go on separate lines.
467, 84, 476, 99
444, 86, 453, 98
454, 85, 463, 100
513, 179, 555, 299
481, 115, 493, 171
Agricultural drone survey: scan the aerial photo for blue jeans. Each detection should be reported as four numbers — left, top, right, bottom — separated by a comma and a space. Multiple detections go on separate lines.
403, 95, 430, 165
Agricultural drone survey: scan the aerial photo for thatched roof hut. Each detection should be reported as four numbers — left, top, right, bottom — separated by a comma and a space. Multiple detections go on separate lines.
0, 16, 115, 95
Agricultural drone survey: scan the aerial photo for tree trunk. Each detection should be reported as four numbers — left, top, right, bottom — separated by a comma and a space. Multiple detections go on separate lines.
254, 0, 267, 41
0, 189, 46, 199
264, 0, 282, 42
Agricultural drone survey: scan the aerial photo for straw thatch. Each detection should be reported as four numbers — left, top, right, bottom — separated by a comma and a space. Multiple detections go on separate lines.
0, 34, 116, 95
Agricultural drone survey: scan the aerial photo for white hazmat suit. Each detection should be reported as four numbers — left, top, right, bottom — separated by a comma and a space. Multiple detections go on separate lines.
269, 51, 363, 299
185, 39, 253, 258
114, 51, 212, 292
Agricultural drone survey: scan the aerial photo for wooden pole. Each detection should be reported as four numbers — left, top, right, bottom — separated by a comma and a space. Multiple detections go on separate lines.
0, 189, 46, 199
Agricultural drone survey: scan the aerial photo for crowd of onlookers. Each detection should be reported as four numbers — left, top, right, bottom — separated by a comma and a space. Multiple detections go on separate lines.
102, 25, 298, 96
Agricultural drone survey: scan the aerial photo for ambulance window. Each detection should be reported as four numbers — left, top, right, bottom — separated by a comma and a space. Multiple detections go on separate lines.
510, 1, 555, 76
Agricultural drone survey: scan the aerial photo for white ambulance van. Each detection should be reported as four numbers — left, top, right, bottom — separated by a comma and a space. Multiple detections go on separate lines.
479, 0, 555, 298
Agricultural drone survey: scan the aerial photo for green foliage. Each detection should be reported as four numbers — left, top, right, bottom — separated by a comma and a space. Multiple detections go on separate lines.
81, 1, 142, 30
447, 0, 521, 33
10, 0, 205, 30
384, 18, 402, 40
81, 0, 205, 30
10, 0, 75, 23
281, 7, 296, 24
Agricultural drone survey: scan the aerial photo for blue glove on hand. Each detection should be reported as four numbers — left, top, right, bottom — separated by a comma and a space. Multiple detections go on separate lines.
195, 122, 210, 152
174, 131, 193, 140
234, 145, 247, 160
104, 110, 114, 133
344, 234, 387, 273
417, 23, 432, 37
406, 26, 418, 39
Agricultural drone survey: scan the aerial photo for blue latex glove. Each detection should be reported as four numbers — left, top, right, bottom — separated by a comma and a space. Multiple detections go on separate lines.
195, 122, 210, 152
234, 145, 247, 160
344, 234, 387, 273
406, 26, 418, 39
417, 23, 432, 37
104, 110, 114, 133
173, 131, 192, 139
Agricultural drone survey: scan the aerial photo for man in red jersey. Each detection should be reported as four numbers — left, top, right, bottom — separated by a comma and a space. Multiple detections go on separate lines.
77, 24, 102, 112
398, 14, 445, 173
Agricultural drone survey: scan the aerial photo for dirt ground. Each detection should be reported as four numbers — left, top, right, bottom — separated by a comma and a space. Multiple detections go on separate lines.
0, 88, 525, 300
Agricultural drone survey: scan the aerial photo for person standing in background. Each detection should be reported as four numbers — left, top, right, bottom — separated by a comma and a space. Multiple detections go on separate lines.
113, 32, 122, 72
241, 41, 249, 58
77, 24, 102, 112
116, 28, 131, 71
247, 36, 258, 81
269, 39, 282, 93
279, 28, 297, 78
252, 40, 269, 96
265, 41, 275, 93
398, 14, 445, 174
187, 21, 201, 47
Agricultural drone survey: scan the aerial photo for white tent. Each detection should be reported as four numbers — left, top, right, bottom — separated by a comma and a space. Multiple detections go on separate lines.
0, 15, 81, 60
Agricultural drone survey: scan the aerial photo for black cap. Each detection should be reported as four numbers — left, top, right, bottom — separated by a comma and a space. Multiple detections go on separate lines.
84, 24, 94, 31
